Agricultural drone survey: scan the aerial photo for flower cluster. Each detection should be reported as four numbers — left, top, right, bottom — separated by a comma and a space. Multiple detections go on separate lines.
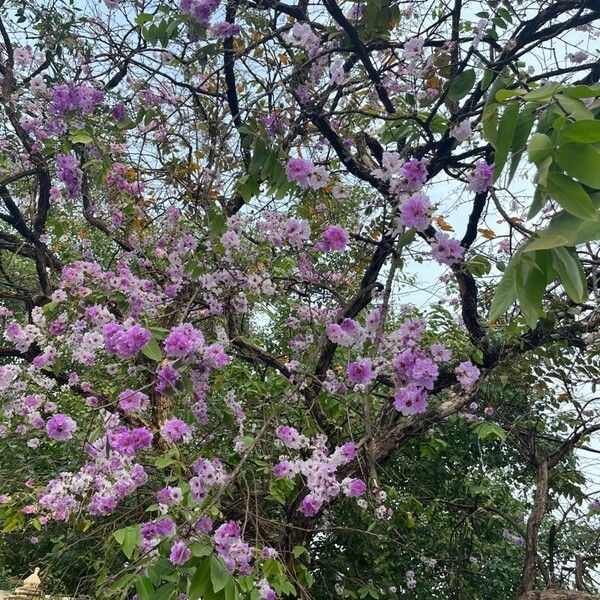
56, 153, 83, 198
286, 158, 329, 190
273, 435, 364, 516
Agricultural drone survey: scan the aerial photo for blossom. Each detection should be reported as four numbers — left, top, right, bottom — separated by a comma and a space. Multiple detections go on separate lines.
347, 358, 374, 385
393, 385, 428, 415
342, 478, 366, 497
276, 425, 307, 450
450, 119, 472, 142
430, 232, 464, 265
399, 194, 431, 230
160, 417, 192, 442
403, 36, 424, 59
46, 414, 77, 441
468, 160, 493, 193
299, 494, 322, 517
170, 540, 191, 565
320, 225, 349, 252
118, 389, 149, 412
164, 323, 204, 357
56, 154, 83, 198
455, 361, 480, 388
286, 158, 314, 183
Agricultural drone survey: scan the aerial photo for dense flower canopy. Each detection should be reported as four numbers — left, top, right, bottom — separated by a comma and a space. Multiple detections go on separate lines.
0, 0, 599, 598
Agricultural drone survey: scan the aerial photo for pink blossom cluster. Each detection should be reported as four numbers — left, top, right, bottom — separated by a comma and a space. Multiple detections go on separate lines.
286, 158, 329, 190
273, 435, 364, 517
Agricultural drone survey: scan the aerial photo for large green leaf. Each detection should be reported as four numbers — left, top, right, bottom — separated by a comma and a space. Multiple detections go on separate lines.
447, 69, 476, 101
527, 133, 553, 164
189, 558, 211, 599
210, 556, 231, 593
526, 216, 600, 250
551, 247, 588, 303
489, 256, 518, 320
555, 143, 600, 189
514, 251, 549, 329
560, 119, 600, 144
545, 171, 598, 220
493, 102, 520, 180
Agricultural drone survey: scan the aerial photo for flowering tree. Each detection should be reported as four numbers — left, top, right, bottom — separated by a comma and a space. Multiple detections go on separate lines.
0, 0, 600, 598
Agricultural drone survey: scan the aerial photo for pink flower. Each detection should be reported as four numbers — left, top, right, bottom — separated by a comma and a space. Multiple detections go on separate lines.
164, 323, 204, 358
347, 358, 374, 385
170, 540, 191, 565
118, 389, 149, 412
46, 413, 77, 441
393, 385, 428, 415
321, 225, 349, 252
286, 158, 314, 183
299, 494, 322, 517
468, 160, 493, 193
160, 417, 192, 442
430, 232, 464, 266
455, 361, 480, 388
342, 478, 366, 497
399, 193, 431, 231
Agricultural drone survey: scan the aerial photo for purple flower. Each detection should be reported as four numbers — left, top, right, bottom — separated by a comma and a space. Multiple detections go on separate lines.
111, 103, 126, 121
393, 385, 428, 415
455, 361, 480, 388
209, 21, 241, 38
347, 358, 374, 385
160, 417, 192, 442
118, 389, 149, 412
430, 232, 464, 265
156, 363, 180, 393
164, 323, 204, 358
399, 193, 431, 230
56, 153, 83, 198
103, 322, 151, 359
286, 158, 314, 183
342, 478, 366, 497
299, 494, 322, 517
157, 486, 183, 506
170, 540, 191, 565
320, 225, 349, 252
46, 413, 77, 441
273, 460, 296, 478
276, 425, 305, 449
156, 517, 176, 537
468, 160, 493, 193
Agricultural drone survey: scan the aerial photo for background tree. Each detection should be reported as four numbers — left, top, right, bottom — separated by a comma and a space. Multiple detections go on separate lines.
0, 0, 599, 598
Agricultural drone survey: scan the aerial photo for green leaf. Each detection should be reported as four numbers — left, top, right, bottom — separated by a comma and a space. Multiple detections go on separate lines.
515, 251, 549, 329
447, 69, 476, 101
489, 254, 518, 320
493, 102, 520, 180
136, 576, 155, 600
69, 132, 93, 144
555, 94, 594, 121
495, 88, 526, 102
142, 336, 163, 361
525, 210, 600, 250
208, 208, 227, 237
113, 526, 141, 559
527, 133, 553, 164
189, 558, 211, 599
482, 104, 498, 146
560, 119, 600, 144
555, 143, 600, 189
545, 171, 599, 220
190, 542, 212, 557
527, 187, 546, 220
551, 247, 588, 303
210, 556, 230, 593
524, 82, 562, 100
